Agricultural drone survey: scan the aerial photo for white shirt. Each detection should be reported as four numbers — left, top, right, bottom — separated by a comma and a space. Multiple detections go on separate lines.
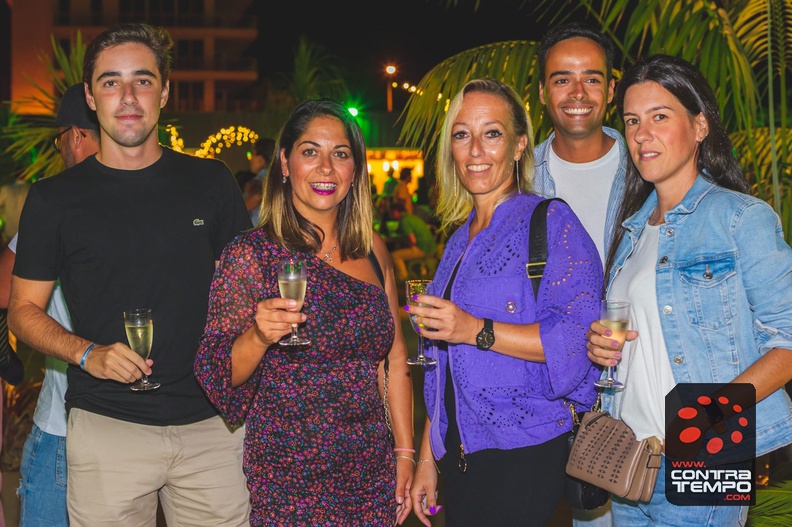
548, 141, 619, 264
608, 224, 676, 442
9, 235, 72, 437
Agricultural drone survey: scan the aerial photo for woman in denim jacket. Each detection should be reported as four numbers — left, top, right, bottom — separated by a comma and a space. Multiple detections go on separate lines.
407, 78, 603, 526
587, 55, 792, 526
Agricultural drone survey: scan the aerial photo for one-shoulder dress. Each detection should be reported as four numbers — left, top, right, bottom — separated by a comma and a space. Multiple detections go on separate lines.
195, 231, 396, 526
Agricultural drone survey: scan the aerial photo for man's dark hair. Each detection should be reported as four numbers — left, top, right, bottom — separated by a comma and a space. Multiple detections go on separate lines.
83, 22, 173, 90
253, 137, 276, 163
537, 22, 615, 82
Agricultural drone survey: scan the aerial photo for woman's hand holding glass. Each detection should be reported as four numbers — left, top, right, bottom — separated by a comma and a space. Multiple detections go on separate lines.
587, 315, 639, 387
251, 297, 308, 347
403, 293, 480, 347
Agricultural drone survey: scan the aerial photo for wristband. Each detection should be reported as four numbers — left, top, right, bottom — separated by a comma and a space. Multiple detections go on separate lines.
79, 343, 97, 371
393, 448, 415, 453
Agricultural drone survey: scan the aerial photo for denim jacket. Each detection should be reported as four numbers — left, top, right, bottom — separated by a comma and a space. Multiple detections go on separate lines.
603, 175, 792, 457
424, 193, 603, 459
533, 126, 628, 258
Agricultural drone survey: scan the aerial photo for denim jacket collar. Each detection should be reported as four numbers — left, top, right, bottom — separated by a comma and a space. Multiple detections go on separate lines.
623, 174, 717, 233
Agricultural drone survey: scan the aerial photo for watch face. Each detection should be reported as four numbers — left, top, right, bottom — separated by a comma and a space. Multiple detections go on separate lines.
476, 330, 495, 350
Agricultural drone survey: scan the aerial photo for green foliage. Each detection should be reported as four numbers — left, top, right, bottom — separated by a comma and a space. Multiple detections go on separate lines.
748, 462, 792, 526
275, 35, 350, 106
1, 32, 87, 182
399, 40, 543, 156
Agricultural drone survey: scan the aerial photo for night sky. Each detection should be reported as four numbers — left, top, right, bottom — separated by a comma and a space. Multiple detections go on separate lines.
254, 0, 581, 110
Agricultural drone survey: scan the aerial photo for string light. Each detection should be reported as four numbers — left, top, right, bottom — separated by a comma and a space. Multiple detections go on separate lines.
194, 126, 259, 158
165, 124, 184, 152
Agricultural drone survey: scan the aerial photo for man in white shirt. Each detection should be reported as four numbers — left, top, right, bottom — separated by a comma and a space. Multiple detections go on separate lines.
533, 22, 627, 266
533, 22, 627, 526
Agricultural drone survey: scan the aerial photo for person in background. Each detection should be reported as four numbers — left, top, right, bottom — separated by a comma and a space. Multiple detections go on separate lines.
388, 199, 437, 283
0, 83, 100, 526
382, 167, 399, 198
236, 169, 263, 226
533, 24, 627, 524
0, 179, 29, 245
9, 23, 252, 526
533, 22, 627, 265
194, 98, 415, 526
587, 54, 792, 526
249, 137, 275, 181
393, 166, 415, 214
407, 78, 603, 527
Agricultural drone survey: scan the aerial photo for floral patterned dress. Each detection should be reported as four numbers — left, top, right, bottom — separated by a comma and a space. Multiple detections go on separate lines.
195, 231, 396, 526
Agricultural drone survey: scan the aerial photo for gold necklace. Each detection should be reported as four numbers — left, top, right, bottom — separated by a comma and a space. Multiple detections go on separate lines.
322, 246, 337, 262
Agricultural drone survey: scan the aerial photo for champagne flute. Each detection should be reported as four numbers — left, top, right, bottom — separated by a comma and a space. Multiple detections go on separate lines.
278, 257, 310, 346
594, 300, 631, 390
124, 308, 160, 392
405, 279, 437, 366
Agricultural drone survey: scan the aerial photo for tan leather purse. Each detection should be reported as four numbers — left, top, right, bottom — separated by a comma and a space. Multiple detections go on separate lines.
566, 410, 663, 503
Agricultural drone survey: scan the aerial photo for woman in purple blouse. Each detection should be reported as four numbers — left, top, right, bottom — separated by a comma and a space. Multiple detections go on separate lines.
408, 78, 603, 526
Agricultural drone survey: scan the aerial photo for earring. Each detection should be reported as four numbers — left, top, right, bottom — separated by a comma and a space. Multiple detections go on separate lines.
515, 158, 521, 194
282, 176, 287, 184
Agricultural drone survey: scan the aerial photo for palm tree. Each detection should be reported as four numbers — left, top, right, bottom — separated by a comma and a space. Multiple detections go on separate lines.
1, 32, 87, 181
398, 0, 792, 240
280, 34, 350, 102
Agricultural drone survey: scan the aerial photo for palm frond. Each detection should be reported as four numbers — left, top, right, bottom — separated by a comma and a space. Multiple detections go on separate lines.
1, 32, 85, 181
398, 40, 542, 156
277, 35, 350, 104
748, 475, 792, 526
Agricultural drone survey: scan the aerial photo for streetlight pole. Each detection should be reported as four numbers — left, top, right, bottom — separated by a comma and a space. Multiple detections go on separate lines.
385, 65, 396, 113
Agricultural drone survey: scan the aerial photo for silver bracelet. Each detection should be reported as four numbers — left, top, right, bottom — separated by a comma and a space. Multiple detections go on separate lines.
417, 458, 440, 473
395, 455, 416, 466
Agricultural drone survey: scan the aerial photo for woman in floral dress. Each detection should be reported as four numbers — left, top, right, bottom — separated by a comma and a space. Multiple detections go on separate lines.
195, 98, 414, 526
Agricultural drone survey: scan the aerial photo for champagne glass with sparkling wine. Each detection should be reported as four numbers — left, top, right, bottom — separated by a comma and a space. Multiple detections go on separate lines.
405, 279, 437, 366
594, 300, 631, 390
278, 257, 310, 346
124, 308, 160, 392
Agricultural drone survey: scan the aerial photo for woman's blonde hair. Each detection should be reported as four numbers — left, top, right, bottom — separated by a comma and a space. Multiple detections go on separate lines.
259, 98, 372, 259
435, 78, 534, 232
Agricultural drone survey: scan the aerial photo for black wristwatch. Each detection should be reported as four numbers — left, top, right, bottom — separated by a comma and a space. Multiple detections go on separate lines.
476, 318, 495, 350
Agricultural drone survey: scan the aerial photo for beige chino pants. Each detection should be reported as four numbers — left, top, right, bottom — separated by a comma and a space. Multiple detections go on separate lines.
67, 408, 250, 527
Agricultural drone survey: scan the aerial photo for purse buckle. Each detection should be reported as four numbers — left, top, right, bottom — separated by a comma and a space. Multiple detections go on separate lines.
525, 261, 546, 279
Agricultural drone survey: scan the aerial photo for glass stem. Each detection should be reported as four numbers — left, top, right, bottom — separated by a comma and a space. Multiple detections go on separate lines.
291, 324, 299, 340
417, 335, 425, 358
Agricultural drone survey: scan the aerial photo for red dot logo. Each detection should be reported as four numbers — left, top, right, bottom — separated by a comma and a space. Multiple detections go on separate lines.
675, 395, 748, 459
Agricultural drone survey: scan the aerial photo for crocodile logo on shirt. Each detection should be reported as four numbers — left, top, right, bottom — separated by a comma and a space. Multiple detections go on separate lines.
193, 219, 205, 226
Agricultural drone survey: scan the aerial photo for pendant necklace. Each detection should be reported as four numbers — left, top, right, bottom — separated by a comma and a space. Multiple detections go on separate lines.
323, 246, 337, 263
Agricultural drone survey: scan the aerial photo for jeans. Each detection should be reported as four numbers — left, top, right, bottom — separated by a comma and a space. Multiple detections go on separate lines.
18, 424, 68, 526
611, 456, 748, 526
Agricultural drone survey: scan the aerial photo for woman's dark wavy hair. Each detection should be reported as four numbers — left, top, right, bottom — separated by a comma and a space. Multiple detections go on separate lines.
260, 98, 372, 260
604, 54, 749, 277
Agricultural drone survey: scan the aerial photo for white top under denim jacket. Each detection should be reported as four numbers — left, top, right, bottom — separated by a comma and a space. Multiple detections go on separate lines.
602, 174, 792, 457
533, 126, 628, 258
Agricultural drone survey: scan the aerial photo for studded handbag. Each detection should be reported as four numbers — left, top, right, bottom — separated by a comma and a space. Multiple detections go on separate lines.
566, 408, 663, 503
564, 398, 610, 510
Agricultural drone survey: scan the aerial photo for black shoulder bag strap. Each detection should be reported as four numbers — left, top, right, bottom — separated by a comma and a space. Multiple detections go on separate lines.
526, 198, 567, 298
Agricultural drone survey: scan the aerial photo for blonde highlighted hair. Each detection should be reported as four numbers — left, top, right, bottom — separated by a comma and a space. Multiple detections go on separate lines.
435, 78, 535, 232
